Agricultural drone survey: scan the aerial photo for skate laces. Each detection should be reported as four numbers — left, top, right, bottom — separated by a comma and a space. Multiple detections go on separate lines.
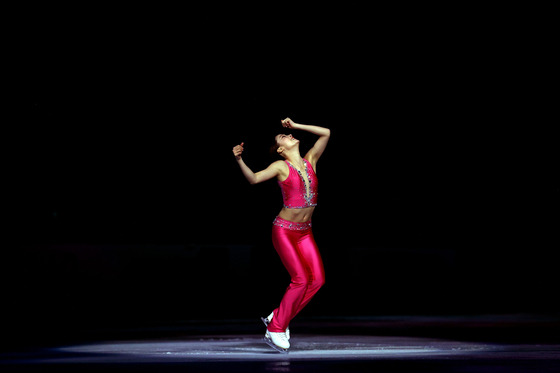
272, 331, 288, 344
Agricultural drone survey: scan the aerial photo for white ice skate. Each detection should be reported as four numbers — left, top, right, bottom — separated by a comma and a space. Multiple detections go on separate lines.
264, 330, 290, 353
261, 312, 290, 340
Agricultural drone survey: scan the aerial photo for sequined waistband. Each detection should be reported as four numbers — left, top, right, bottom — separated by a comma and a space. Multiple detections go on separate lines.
273, 216, 312, 231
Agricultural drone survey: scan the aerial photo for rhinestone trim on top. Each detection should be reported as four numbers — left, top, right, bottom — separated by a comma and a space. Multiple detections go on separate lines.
291, 160, 314, 207
280, 159, 318, 209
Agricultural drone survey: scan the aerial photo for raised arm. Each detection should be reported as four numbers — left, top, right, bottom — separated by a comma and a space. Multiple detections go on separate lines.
233, 142, 284, 185
281, 118, 331, 165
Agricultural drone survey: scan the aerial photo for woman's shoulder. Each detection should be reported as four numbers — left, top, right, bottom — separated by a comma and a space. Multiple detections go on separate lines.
271, 159, 287, 168
272, 160, 290, 182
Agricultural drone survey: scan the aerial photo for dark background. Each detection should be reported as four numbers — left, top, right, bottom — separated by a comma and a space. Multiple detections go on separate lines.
5, 5, 557, 345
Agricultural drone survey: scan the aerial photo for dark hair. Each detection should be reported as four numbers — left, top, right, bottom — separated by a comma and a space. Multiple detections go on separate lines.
270, 139, 280, 157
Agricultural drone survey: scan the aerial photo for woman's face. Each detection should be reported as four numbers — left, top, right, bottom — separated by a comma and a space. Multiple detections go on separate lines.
276, 134, 300, 149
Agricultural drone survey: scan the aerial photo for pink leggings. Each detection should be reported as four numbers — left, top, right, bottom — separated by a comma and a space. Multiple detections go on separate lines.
267, 216, 325, 333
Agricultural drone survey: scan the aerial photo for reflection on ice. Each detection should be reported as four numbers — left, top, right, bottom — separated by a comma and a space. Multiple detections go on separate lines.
53, 334, 495, 362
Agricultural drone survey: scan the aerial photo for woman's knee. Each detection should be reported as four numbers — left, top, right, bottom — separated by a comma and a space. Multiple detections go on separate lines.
291, 273, 310, 287
311, 274, 325, 289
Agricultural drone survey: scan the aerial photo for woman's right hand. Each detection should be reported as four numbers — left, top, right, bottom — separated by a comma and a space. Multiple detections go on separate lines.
232, 142, 244, 160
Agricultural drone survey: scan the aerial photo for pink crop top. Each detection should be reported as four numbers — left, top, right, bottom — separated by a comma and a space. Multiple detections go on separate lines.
278, 158, 318, 209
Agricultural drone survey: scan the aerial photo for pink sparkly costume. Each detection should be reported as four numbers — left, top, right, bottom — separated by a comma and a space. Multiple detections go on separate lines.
267, 158, 325, 333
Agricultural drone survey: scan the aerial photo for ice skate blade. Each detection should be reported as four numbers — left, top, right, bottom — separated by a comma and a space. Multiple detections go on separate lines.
263, 336, 289, 354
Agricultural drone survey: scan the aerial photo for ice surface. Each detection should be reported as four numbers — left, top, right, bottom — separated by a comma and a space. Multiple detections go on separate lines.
34, 334, 516, 363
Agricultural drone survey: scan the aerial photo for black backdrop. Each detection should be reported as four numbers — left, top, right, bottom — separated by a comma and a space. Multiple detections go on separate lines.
5, 6, 557, 341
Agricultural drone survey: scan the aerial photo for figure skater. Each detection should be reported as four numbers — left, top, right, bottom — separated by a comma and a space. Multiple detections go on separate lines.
232, 118, 330, 353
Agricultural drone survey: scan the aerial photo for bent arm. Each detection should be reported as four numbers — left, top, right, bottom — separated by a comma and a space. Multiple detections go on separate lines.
294, 123, 331, 138
282, 118, 330, 164
236, 158, 282, 185
297, 122, 331, 164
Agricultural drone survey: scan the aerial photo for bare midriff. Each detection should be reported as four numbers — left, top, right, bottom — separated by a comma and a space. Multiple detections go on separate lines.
278, 206, 315, 223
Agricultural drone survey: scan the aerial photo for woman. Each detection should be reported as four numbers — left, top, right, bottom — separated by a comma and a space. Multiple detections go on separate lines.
232, 118, 330, 353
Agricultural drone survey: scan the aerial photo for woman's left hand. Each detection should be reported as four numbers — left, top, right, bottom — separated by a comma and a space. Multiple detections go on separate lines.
281, 118, 299, 129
